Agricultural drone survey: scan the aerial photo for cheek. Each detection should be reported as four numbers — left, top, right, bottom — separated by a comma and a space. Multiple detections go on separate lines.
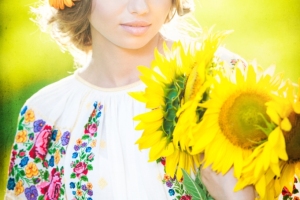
151, 0, 173, 21
89, 0, 112, 23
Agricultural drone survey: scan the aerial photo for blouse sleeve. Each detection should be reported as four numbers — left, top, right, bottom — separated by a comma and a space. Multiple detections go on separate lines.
5, 104, 69, 200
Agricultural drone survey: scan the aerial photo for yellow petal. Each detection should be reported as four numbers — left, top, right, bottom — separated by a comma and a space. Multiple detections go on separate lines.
293, 101, 300, 114
133, 109, 163, 123
128, 92, 147, 103
166, 149, 180, 177
149, 138, 167, 162
266, 107, 280, 125
280, 117, 292, 132
136, 131, 164, 150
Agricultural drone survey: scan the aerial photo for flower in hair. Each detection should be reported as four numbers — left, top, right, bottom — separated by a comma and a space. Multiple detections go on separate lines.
49, 0, 78, 10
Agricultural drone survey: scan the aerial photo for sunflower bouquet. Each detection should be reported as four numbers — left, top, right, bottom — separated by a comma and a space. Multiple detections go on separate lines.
129, 31, 300, 200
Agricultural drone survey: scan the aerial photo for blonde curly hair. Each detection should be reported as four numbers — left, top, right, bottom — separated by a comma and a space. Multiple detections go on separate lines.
33, 0, 194, 65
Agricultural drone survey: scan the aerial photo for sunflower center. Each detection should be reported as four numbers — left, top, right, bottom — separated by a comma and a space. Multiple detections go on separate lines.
284, 112, 300, 163
219, 90, 270, 149
163, 75, 187, 137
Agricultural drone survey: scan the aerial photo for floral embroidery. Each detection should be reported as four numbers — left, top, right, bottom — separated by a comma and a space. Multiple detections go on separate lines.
69, 101, 103, 200
7, 105, 69, 200
282, 177, 300, 200
159, 157, 191, 200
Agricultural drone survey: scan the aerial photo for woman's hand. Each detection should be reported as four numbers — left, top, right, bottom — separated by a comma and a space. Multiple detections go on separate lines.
201, 165, 256, 200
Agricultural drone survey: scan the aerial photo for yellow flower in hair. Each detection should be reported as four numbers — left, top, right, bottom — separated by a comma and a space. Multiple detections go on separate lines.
236, 79, 300, 200
49, 0, 77, 10
191, 63, 284, 179
130, 31, 228, 180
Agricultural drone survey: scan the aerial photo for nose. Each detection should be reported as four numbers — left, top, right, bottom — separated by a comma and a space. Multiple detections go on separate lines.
127, 0, 149, 15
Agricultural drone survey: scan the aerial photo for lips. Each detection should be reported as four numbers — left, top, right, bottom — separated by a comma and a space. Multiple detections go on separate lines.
120, 21, 151, 36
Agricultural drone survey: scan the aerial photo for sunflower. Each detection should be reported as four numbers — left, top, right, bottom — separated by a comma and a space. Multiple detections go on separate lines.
130, 32, 228, 179
235, 79, 300, 199
190, 63, 284, 179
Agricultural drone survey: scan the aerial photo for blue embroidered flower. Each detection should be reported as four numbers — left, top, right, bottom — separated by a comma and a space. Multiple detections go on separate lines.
51, 130, 58, 141
87, 198, 93, 200
88, 190, 93, 196
25, 185, 38, 200
72, 191, 76, 195
70, 182, 75, 189
86, 147, 92, 153
49, 156, 54, 167
20, 106, 28, 115
61, 131, 70, 146
61, 148, 66, 155
33, 119, 45, 133
72, 152, 78, 158
20, 156, 29, 167
96, 112, 101, 118
29, 134, 34, 141
168, 189, 175, 196
7, 178, 15, 190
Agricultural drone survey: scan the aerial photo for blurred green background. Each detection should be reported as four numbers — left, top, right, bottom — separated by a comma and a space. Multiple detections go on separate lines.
0, 0, 299, 197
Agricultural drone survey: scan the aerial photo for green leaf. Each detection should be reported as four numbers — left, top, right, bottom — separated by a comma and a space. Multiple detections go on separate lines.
80, 153, 87, 160
18, 117, 25, 127
38, 195, 45, 200
44, 170, 49, 180
60, 188, 65, 195
20, 170, 25, 176
16, 173, 20, 182
282, 196, 289, 200
48, 148, 55, 154
87, 164, 93, 170
81, 175, 88, 182
70, 173, 76, 179
82, 135, 90, 140
11, 167, 15, 176
13, 144, 18, 150
26, 144, 33, 151
182, 169, 206, 200
34, 158, 41, 163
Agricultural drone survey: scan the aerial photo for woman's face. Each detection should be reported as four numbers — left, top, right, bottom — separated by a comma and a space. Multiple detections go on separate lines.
89, 0, 172, 50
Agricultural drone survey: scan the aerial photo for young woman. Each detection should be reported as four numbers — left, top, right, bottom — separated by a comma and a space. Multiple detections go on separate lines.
5, 0, 255, 199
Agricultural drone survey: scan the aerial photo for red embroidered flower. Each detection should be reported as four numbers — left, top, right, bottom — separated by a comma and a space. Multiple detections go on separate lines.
73, 162, 88, 177
180, 195, 192, 200
84, 124, 97, 136
9, 150, 18, 174
161, 157, 166, 166
38, 168, 62, 200
29, 125, 52, 159
19, 150, 26, 157
282, 186, 292, 196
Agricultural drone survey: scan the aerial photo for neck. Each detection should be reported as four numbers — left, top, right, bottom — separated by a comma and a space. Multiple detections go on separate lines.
80, 34, 162, 88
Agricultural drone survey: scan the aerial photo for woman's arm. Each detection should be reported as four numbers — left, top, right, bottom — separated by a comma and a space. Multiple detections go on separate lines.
201, 166, 256, 200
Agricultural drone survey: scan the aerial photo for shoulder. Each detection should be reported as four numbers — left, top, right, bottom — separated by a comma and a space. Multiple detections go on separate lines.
23, 72, 87, 127
215, 46, 247, 67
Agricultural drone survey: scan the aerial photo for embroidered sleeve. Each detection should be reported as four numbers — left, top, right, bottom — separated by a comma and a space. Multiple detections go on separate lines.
5, 105, 70, 200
